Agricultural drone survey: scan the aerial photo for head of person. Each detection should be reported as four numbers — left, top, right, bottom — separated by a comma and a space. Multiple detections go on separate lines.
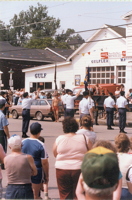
115, 133, 130, 153
120, 91, 125, 96
8, 134, 22, 151
116, 87, 119, 91
120, 84, 124, 89
17, 89, 19, 91
83, 91, 89, 99
23, 92, 29, 98
20, 88, 23, 91
81, 146, 119, 199
68, 90, 73, 96
0, 99, 6, 110
80, 115, 92, 130
62, 90, 65, 95
93, 140, 117, 153
62, 117, 79, 134
41, 92, 43, 95
129, 137, 132, 151
109, 92, 113, 97
30, 122, 43, 137
1, 91, 5, 97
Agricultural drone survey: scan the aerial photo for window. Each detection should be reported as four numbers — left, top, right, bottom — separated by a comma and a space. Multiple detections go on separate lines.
89, 66, 114, 84
45, 82, 52, 89
40, 100, 48, 105
32, 100, 38, 105
117, 66, 126, 84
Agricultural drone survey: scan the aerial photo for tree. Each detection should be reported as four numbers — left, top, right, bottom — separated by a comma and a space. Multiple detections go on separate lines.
0, 21, 9, 41
9, 3, 60, 46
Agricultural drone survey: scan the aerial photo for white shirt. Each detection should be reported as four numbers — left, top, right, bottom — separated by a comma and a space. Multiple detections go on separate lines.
116, 96, 128, 108
104, 96, 115, 108
87, 97, 94, 107
61, 94, 68, 105
79, 98, 92, 114
22, 98, 35, 109
66, 95, 77, 109
76, 128, 97, 144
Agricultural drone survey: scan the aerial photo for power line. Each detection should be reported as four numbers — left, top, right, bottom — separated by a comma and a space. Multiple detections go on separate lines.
0, 34, 131, 53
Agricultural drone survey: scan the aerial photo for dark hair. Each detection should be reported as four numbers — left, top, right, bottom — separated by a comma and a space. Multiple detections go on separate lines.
80, 115, 92, 130
62, 117, 79, 133
120, 91, 125, 96
23, 92, 28, 98
93, 140, 117, 153
109, 92, 113, 97
38, 136, 45, 143
115, 133, 130, 153
83, 91, 89, 97
0, 104, 5, 109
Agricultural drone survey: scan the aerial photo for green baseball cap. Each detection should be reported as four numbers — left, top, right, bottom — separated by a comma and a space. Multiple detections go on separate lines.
81, 146, 119, 189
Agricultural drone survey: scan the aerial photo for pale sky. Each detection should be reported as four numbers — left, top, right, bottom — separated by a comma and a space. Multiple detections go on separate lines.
0, 1, 132, 40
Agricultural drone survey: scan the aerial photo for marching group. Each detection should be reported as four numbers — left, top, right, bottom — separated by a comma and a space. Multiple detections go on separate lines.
0, 85, 132, 199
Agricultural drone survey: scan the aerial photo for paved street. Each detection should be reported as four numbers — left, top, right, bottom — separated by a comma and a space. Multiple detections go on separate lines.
2, 115, 132, 199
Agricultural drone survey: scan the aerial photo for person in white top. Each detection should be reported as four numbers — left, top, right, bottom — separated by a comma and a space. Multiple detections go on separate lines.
65, 89, 81, 117
61, 90, 68, 118
104, 93, 116, 130
79, 91, 93, 122
116, 91, 130, 133
15, 89, 20, 105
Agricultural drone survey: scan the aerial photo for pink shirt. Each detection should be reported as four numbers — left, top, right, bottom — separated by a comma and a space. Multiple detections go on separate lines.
55, 134, 89, 170
0, 144, 6, 179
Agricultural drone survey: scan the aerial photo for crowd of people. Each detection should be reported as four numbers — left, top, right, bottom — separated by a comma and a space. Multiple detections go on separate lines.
0, 84, 132, 199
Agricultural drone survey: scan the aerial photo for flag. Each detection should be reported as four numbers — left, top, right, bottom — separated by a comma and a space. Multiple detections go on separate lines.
84, 67, 90, 91
82, 53, 85, 56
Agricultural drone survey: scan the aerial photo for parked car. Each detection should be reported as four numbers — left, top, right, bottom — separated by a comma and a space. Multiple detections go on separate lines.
9, 99, 64, 121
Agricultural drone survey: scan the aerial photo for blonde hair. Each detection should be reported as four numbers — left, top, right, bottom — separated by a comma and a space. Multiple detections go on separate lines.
115, 133, 130, 153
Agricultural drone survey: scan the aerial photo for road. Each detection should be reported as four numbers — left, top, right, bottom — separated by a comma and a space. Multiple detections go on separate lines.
2, 115, 132, 199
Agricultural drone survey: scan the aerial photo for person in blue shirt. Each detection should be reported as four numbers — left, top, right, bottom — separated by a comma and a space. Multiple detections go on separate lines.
40, 92, 46, 99
22, 122, 49, 199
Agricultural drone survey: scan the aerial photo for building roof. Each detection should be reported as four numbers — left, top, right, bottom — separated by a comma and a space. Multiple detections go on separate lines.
121, 10, 132, 20
45, 47, 75, 59
67, 38, 85, 45
0, 41, 66, 63
106, 24, 126, 38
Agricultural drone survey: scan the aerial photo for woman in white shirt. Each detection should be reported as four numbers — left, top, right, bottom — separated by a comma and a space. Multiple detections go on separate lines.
53, 117, 92, 200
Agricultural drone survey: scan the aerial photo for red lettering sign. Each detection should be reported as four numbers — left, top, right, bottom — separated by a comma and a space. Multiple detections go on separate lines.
101, 52, 108, 59
122, 51, 126, 57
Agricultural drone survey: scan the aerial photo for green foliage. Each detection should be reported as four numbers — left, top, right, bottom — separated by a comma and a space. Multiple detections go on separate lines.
0, 21, 8, 41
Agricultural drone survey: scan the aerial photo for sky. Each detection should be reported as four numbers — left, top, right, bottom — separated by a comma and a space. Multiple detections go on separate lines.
0, 1, 132, 40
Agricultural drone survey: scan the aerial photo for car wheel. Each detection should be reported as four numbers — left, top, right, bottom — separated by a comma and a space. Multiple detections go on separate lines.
51, 116, 55, 121
12, 110, 19, 119
36, 112, 43, 121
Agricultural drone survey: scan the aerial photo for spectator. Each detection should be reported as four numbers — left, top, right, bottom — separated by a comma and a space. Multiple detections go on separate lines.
40, 92, 46, 99
47, 93, 52, 99
115, 133, 132, 199
76, 115, 97, 145
15, 89, 20, 105
22, 122, 49, 199
8, 89, 13, 104
76, 140, 122, 200
77, 146, 119, 200
115, 87, 120, 99
0, 144, 6, 199
4, 134, 37, 199
53, 117, 92, 199
17, 95, 24, 105
52, 93, 62, 122
38, 136, 50, 200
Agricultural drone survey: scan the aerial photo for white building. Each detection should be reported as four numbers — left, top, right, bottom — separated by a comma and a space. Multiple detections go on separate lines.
23, 11, 132, 94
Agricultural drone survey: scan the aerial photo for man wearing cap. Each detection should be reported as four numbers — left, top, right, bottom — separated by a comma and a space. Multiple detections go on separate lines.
4, 134, 37, 199
116, 91, 131, 134
0, 99, 10, 155
104, 93, 116, 130
22, 88, 40, 138
22, 122, 49, 199
79, 91, 93, 121
65, 89, 81, 118
76, 146, 119, 200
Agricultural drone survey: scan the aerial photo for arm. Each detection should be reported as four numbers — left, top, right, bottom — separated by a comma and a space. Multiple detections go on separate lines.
113, 179, 122, 200
89, 108, 94, 122
41, 158, 49, 183
3, 125, 10, 139
76, 90, 82, 98
0, 144, 6, 164
27, 154, 37, 176
53, 141, 57, 157
35, 88, 40, 100
125, 105, 131, 112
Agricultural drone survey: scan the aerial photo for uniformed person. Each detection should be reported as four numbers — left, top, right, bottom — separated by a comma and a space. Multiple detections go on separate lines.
61, 90, 68, 118
22, 88, 40, 138
116, 91, 131, 133
65, 89, 81, 118
79, 91, 93, 122
104, 93, 116, 130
